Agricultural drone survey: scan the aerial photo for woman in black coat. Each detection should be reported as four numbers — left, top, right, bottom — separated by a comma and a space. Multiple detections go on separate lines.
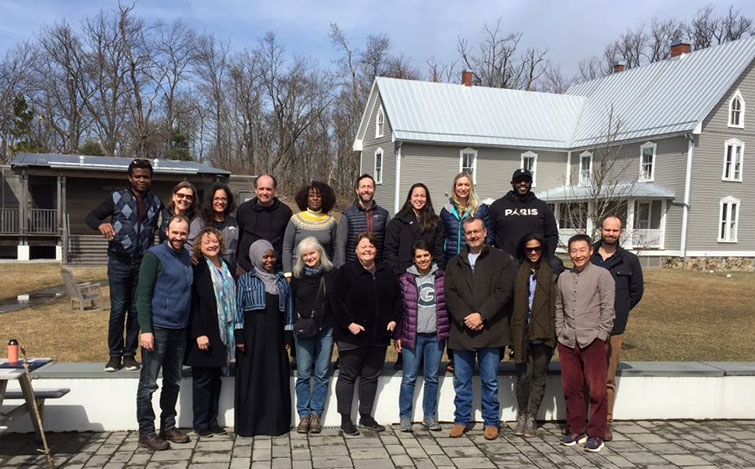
331, 231, 403, 437
186, 227, 237, 437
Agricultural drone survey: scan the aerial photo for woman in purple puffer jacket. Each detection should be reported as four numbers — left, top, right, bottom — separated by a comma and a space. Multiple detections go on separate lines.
394, 239, 450, 433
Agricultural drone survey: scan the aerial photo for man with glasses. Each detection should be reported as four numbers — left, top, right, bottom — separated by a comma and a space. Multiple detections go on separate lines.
86, 159, 163, 372
444, 217, 515, 441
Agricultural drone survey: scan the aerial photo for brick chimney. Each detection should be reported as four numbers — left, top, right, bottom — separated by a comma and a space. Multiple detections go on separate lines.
461, 70, 473, 87
671, 39, 691, 57
612, 60, 626, 73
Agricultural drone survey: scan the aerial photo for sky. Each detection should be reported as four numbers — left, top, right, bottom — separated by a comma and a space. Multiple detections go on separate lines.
2, 0, 755, 79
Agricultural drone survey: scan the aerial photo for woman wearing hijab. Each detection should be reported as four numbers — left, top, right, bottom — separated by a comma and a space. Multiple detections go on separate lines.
234, 239, 294, 436
186, 227, 236, 437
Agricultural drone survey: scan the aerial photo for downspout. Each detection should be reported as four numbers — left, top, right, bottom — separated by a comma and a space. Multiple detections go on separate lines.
680, 133, 695, 269
393, 142, 402, 215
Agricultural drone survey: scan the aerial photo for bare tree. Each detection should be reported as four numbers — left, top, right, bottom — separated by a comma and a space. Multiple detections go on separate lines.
647, 18, 683, 62
194, 33, 230, 166
426, 57, 458, 83
0, 43, 36, 162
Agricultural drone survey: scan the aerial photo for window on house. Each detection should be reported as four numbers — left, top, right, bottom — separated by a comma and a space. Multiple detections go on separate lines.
729, 90, 745, 128
375, 106, 384, 138
460, 148, 477, 183
719, 197, 740, 242
639, 142, 656, 182
579, 151, 592, 186
723, 139, 744, 182
558, 203, 587, 230
521, 151, 537, 186
374, 148, 383, 184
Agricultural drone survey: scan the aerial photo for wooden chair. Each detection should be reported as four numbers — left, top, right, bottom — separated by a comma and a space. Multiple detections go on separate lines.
60, 266, 104, 312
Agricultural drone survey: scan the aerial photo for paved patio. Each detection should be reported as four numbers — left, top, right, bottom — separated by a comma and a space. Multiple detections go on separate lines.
1, 420, 754, 468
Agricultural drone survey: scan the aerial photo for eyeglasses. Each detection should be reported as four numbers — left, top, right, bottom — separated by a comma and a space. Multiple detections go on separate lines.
175, 192, 193, 200
525, 246, 543, 252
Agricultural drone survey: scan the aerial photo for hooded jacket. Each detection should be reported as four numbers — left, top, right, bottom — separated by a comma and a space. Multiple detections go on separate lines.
235, 197, 292, 273
591, 241, 644, 335
488, 191, 559, 257
439, 200, 495, 260
396, 264, 450, 349
444, 245, 516, 351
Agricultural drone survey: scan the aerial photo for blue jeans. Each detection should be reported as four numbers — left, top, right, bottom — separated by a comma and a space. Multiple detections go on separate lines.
453, 347, 501, 427
399, 333, 444, 419
294, 327, 334, 417
107, 256, 141, 358
136, 327, 187, 436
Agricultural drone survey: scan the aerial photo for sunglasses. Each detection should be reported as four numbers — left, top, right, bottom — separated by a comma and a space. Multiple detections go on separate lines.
525, 246, 543, 252
175, 192, 193, 200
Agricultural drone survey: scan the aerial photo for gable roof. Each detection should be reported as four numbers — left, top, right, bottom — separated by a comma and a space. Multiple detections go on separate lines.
354, 36, 755, 151
11, 153, 230, 176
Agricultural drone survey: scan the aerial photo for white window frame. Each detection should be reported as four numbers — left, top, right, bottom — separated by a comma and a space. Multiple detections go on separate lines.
375, 105, 385, 138
728, 89, 745, 129
634, 201, 652, 230
459, 147, 478, 184
722, 138, 744, 182
374, 147, 384, 184
520, 151, 538, 187
718, 196, 740, 243
579, 151, 593, 186
639, 141, 656, 182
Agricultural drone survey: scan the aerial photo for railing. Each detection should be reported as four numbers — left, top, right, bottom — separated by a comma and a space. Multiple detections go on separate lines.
629, 228, 663, 249
30, 209, 58, 234
0, 208, 19, 233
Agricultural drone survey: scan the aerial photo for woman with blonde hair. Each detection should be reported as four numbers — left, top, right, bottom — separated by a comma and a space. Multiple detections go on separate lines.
291, 236, 336, 434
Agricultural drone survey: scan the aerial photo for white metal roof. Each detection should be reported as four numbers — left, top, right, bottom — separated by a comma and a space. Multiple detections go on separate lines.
355, 37, 755, 151
536, 182, 675, 202
11, 153, 230, 176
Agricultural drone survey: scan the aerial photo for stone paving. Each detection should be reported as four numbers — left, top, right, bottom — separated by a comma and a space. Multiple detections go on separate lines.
1, 420, 754, 468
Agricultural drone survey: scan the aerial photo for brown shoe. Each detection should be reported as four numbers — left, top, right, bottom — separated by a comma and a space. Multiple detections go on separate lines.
159, 428, 190, 444
605, 423, 613, 442
484, 426, 499, 440
449, 423, 470, 438
309, 413, 322, 434
297, 416, 310, 434
139, 433, 170, 451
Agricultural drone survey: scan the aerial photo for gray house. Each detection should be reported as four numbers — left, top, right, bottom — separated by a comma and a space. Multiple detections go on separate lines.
353, 38, 755, 270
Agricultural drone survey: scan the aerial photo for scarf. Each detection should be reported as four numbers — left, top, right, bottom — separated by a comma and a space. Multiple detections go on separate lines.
207, 258, 237, 371
249, 240, 278, 294
304, 264, 324, 276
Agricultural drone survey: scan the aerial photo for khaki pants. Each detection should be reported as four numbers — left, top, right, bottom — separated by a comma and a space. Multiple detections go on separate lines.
606, 334, 623, 423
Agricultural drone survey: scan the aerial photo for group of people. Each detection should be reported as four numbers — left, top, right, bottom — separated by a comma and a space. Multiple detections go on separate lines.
87, 159, 644, 454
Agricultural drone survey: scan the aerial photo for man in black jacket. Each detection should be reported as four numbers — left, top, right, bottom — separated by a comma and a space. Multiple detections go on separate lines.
590, 215, 644, 441
489, 169, 559, 258
235, 174, 292, 274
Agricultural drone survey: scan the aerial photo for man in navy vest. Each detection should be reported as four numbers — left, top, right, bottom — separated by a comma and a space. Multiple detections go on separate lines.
86, 159, 163, 372
334, 174, 390, 267
135, 214, 193, 451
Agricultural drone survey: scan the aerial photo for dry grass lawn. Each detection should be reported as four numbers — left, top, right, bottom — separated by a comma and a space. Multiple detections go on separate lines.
0, 265, 752, 362
0, 262, 106, 300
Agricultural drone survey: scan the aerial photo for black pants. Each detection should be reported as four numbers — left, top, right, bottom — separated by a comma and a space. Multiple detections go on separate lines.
336, 345, 386, 417
515, 343, 553, 417
192, 366, 222, 430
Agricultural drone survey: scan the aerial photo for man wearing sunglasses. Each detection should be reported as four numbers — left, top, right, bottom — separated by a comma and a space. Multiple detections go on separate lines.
86, 159, 163, 372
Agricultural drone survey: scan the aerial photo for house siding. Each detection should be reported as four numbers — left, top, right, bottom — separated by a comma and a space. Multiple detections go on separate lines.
691, 60, 755, 252
360, 94, 395, 213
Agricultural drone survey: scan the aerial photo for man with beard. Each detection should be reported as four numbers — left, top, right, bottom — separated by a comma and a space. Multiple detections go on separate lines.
86, 159, 163, 372
334, 174, 390, 267
135, 215, 194, 451
236, 174, 293, 274
590, 215, 644, 441
489, 169, 559, 258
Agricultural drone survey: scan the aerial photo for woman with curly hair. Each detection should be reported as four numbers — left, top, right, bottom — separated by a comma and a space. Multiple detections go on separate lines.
281, 181, 338, 277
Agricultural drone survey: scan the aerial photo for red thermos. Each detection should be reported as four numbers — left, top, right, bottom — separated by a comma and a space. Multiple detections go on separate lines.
8, 339, 19, 364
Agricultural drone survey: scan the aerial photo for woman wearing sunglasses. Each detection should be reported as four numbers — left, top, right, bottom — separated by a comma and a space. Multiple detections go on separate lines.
510, 233, 562, 438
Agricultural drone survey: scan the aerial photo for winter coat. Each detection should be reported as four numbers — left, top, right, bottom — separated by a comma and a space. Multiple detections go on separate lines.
334, 201, 390, 267
591, 241, 644, 335
290, 268, 336, 332
511, 260, 558, 364
235, 197, 293, 273
488, 191, 559, 257
330, 261, 403, 347
185, 259, 231, 368
384, 211, 446, 277
396, 266, 450, 349
444, 245, 516, 351
439, 201, 495, 260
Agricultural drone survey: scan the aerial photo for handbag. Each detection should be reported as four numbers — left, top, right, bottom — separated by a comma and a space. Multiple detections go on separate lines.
294, 277, 325, 339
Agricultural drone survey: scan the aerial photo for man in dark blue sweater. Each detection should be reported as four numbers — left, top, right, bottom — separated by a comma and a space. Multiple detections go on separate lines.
135, 214, 193, 451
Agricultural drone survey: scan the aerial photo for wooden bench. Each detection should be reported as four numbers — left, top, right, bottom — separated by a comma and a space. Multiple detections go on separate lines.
60, 266, 104, 311
3, 388, 70, 421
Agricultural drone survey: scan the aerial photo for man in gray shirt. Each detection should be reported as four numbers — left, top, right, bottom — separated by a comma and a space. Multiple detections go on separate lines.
556, 234, 615, 453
